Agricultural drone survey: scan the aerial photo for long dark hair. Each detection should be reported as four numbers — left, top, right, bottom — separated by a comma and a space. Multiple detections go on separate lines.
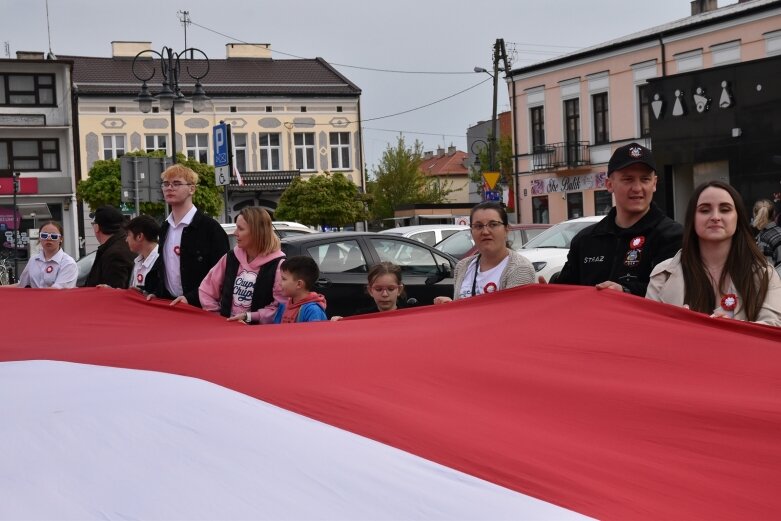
681, 181, 769, 320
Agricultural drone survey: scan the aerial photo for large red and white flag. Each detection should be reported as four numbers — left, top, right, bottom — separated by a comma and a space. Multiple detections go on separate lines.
1, 285, 780, 520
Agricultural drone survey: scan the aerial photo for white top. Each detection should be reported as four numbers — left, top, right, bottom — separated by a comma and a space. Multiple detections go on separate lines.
457, 256, 510, 300
131, 245, 159, 289
17, 248, 78, 289
163, 205, 198, 297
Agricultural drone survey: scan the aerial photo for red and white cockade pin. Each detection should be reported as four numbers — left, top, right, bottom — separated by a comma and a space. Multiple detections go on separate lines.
721, 294, 737, 311
173, 245, 181, 256
45, 266, 54, 273
483, 282, 498, 293
629, 236, 645, 249
137, 273, 144, 283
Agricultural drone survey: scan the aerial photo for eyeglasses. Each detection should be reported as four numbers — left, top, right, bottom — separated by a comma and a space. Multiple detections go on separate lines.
39, 232, 61, 240
161, 181, 193, 189
470, 221, 504, 232
370, 285, 399, 293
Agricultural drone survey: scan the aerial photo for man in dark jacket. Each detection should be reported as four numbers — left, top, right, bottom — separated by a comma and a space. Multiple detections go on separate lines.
151, 164, 229, 307
554, 142, 683, 296
84, 205, 135, 288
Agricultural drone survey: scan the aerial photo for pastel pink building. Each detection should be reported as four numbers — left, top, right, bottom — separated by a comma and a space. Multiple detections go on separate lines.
507, 0, 781, 224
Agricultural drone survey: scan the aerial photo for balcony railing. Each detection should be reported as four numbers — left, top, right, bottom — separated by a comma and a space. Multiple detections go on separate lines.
531, 141, 590, 171
228, 170, 300, 191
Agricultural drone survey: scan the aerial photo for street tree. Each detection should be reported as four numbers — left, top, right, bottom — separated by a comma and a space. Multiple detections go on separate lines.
275, 172, 367, 229
76, 152, 224, 218
370, 136, 453, 220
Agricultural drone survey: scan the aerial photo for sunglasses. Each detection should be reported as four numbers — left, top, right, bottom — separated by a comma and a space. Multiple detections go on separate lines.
39, 232, 61, 240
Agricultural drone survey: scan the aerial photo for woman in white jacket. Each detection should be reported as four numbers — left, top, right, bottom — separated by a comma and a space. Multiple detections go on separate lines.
646, 181, 781, 326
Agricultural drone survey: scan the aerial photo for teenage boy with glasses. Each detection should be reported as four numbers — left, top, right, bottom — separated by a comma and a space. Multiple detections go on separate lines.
150, 164, 229, 307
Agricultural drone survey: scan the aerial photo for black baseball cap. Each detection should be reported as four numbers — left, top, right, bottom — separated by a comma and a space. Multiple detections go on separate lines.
90, 205, 124, 234
607, 142, 657, 176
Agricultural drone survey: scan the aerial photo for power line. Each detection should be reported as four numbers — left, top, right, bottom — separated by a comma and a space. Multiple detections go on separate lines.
189, 19, 480, 75
364, 127, 466, 138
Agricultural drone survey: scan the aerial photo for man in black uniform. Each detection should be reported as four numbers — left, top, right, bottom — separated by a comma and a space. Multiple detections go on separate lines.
554, 142, 682, 296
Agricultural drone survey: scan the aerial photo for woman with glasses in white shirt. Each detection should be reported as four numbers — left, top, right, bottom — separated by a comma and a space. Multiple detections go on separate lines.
8, 221, 77, 288
434, 202, 535, 304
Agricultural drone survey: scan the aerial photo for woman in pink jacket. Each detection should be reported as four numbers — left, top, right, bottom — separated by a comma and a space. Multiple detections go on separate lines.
199, 207, 285, 324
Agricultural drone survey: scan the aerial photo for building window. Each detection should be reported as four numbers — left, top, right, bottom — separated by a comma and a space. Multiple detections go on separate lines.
102, 135, 125, 160
145, 134, 167, 153
294, 132, 315, 171
108, 106, 117, 113
329, 132, 350, 170
300, 106, 307, 113
564, 98, 580, 165
233, 133, 247, 173
265, 106, 272, 112
151, 106, 160, 113
674, 49, 703, 73
592, 93, 609, 145
186, 133, 208, 163
711, 40, 741, 66
259, 133, 280, 171
594, 190, 612, 216
230, 106, 237, 113
0, 139, 59, 172
638, 85, 651, 138
336, 106, 343, 113
532, 196, 549, 224
530, 106, 545, 151
0, 73, 55, 106
567, 192, 583, 219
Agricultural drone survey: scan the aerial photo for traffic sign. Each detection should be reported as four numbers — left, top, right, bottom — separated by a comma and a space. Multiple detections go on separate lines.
483, 190, 501, 202
213, 123, 229, 167
215, 165, 230, 186
482, 171, 501, 191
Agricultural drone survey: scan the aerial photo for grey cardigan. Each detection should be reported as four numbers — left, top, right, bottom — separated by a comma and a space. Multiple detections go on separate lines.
452, 249, 536, 300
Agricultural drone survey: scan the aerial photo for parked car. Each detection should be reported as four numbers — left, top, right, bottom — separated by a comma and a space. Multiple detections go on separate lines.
517, 216, 605, 282
220, 221, 317, 239
280, 232, 457, 317
378, 225, 468, 247
434, 224, 551, 260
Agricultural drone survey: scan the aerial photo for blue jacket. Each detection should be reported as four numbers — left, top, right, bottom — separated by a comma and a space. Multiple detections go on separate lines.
273, 301, 327, 324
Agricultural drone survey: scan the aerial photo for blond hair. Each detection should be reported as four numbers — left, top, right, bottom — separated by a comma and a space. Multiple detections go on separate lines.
161, 164, 199, 185
753, 199, 775, 230
239, 207, 281, 256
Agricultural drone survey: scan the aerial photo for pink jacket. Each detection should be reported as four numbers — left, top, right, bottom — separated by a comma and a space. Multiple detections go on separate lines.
199, 247, 286, 324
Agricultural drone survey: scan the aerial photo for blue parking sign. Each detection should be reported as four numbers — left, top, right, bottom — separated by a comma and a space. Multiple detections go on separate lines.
213, 123, 229, 167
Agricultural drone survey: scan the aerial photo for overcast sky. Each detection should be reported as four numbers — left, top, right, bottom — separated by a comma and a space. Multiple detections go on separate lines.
4, 0, 718, 172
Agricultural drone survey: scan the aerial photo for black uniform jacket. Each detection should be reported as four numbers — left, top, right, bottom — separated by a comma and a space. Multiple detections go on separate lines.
555, 203, 683, 296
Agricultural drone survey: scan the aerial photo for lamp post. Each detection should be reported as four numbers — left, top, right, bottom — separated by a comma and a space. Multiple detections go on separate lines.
131, 46, 211, 164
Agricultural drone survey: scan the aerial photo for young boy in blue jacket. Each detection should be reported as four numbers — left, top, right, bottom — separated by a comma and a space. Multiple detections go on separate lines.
273, 256, 328, 323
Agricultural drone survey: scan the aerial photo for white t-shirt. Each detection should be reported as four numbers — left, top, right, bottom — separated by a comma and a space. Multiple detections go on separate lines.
17, 248, 78, 289
163, 205, 198, 297
457, 256, 509, 300
131, 245, 159, 289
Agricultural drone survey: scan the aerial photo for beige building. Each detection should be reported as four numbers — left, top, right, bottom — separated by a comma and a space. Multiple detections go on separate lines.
507, 0, 781, 224
68, 42, 364, 252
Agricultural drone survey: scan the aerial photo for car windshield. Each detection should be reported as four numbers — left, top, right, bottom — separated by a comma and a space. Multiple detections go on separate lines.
521, 220, 599, 249
434, 230, 474, 258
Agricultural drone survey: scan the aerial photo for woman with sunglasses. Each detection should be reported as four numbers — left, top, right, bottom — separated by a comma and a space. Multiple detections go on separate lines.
646, 181, 781, 325
434, 201, 535, 304
331, 262, 406, 320
10, 221, 77, 288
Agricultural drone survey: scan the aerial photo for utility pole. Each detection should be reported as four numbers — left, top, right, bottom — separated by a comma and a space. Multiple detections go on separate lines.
489, 38, 509, 174
177, 11, 192, 58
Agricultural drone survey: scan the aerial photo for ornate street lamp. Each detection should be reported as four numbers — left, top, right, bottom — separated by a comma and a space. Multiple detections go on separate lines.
131, 46, 210, 163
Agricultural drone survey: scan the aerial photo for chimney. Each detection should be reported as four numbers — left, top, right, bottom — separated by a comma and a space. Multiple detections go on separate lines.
436, 146, 445, 157
111, 41, 152, 58
447, 145, 457, 155
226, 43, 272, 59
16, 51, 44, 60
690, 0, 718, 15
424, 151, 434, 159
